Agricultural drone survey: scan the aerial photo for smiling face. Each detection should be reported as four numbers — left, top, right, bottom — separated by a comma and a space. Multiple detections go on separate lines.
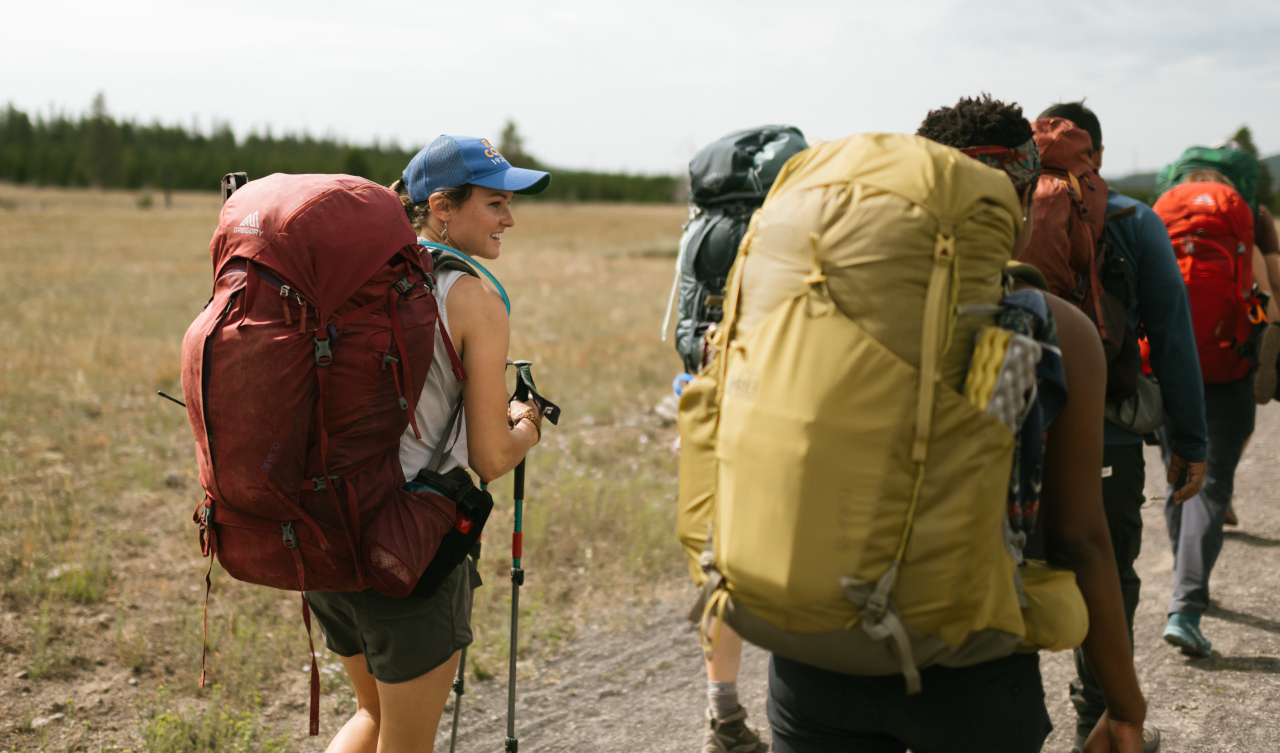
428, 186, 515, 260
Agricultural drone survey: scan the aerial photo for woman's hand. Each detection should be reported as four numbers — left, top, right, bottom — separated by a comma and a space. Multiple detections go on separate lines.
508, 397, 542, 443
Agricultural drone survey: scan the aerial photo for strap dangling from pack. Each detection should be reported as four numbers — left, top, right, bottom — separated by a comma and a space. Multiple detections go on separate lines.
193, 497, 216, 689
288, 545, 321, 736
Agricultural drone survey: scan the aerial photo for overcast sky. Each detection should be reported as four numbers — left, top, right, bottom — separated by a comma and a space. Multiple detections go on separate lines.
4, 0, 1278, 178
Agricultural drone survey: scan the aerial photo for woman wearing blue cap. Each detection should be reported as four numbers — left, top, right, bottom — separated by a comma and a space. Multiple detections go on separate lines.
306, 135, 551, 753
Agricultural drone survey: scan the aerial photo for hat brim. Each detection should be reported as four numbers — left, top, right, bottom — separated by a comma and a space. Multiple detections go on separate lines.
471, 166, 551, 195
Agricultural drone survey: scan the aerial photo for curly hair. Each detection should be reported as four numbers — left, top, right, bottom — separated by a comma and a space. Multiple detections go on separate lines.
389, 179, 473, 232
916, 94, 1034, 151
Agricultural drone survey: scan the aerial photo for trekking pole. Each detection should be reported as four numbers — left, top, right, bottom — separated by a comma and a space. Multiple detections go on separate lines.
450, 478, 491, 753
448, 645, 467, 753
505, 360, 560, 753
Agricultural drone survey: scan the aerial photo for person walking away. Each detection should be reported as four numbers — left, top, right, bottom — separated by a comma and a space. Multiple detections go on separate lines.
305, 135, 550, 753
678, 96, 1147, 753
1150, 164, 1265, 664
669, 125, 808, 753
1033, 102, 1208, 753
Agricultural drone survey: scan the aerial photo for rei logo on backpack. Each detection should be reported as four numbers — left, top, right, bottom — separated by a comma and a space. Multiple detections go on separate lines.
663, 126, 808, 373
181, 174, 467, 734
1153, 181, 1258, 383
677, 134, 1086, 694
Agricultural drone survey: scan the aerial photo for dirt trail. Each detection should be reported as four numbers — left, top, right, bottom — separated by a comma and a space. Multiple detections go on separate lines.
422, 404, 1280, 753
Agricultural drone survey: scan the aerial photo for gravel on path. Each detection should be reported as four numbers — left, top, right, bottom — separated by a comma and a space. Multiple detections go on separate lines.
433, 405, 1280, 753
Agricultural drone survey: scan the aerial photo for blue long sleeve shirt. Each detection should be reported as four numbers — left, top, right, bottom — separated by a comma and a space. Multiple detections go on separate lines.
1102, 189, 1208, 462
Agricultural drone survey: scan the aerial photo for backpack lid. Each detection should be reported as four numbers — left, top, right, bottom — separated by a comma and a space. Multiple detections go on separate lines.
1156, 146, 1261, 214
212, 173, 418, 319
1153, 181, 1255, 246
688, 125, 807, 207
1032, 118, 1096, 177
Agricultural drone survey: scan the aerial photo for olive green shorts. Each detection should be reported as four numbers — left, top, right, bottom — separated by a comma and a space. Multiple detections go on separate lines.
305, 558, 481, 684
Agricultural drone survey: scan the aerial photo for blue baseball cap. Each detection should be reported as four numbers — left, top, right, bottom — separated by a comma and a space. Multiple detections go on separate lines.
402, 135, 551, 204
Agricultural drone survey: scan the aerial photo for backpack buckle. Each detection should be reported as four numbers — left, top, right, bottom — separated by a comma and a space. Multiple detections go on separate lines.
281, 521, 298, 549
395, 277, 414, 294
308, 475, 341, 492
314, 337, 333, 367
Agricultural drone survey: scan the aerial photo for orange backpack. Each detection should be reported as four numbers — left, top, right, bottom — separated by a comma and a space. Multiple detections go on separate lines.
1151, 182, 1257, 383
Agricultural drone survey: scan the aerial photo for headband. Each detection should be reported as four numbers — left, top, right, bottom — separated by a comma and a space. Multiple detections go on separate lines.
961, 138, 1042, 190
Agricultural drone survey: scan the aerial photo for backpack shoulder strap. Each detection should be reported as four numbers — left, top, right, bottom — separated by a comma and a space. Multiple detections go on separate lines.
418, 240, 510, 316
1105, 205, 1137, 224
425, 397, 465, 474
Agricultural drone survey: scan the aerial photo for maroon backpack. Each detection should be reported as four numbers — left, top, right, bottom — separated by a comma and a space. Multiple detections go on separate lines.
180, 174, 465, 733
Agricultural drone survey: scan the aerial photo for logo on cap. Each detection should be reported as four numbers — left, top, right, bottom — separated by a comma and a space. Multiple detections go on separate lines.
1193, 193, 1216, 207
480, 139, 508, 167
233, 211, 263, 236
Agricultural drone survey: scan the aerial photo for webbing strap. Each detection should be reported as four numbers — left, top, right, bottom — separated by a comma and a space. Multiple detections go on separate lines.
387, 288, 422, 440
438, 317, 467, 382
265, 478, 331, 551
427, 398, 465, 474
840, 571, 922, 694
290, 547, 320, 736
913, 233, 956, 463
698, 579, 731, 658
198, 543, 214, 689
314, 364, 364, 590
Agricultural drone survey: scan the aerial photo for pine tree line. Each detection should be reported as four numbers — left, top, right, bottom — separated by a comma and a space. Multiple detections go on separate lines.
0, 96, 681, 203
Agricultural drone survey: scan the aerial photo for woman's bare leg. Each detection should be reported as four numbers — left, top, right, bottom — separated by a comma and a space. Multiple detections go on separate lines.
325, 650, 460, 753
374, 650, 460, 753
326, 655, 381, 753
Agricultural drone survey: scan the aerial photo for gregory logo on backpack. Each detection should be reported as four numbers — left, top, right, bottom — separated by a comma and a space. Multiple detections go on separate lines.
233, 210, 262, 236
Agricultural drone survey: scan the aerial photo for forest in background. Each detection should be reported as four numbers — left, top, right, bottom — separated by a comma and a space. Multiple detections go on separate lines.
0, 96, 681, 203
1, 95, 1275, 209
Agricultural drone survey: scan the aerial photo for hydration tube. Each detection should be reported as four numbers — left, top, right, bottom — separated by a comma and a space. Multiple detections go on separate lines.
418, 239, 511, 316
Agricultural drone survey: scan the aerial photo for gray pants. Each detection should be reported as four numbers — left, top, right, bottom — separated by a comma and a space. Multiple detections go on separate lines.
1161, 374, 1255, 616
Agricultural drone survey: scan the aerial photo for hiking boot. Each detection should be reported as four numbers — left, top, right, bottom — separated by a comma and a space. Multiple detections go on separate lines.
1253, 323, 1280, 404
1163, 613, 1212, 657
703, 706, 767, 753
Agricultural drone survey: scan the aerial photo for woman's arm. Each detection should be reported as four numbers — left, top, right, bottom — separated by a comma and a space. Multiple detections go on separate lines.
446, 275, 538, 483
1040, 294, 1147, 752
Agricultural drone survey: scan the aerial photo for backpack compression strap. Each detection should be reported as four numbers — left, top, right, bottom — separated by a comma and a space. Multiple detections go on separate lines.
841, 228, 963, 695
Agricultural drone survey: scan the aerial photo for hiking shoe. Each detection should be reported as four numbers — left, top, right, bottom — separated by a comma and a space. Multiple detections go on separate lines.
1143, 725, 1162, 752
703, 706, 767, 753
1225, 500, 1239, 526
1163, 613, 1212, 657
1254, 323, 1280, 404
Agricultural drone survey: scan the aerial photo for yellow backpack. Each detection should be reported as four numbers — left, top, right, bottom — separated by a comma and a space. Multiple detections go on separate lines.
677, 133, 1086, 692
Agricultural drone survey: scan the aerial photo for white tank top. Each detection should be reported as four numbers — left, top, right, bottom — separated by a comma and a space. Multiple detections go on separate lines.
399, 268, 469, 479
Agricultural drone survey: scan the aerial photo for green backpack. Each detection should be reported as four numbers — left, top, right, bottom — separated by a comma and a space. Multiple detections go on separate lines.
1156, 146, 1261, 216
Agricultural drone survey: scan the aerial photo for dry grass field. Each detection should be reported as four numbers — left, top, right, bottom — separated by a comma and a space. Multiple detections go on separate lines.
0, 185, 690, 751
